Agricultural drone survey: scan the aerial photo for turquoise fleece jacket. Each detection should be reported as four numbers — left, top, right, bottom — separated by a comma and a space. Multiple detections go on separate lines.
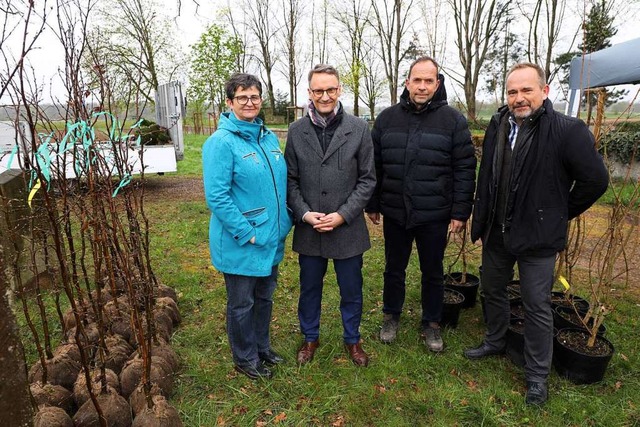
203, 112, 292, 276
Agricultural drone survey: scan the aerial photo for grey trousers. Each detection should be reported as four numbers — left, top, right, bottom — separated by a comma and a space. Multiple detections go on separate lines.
481, 227, 556, 383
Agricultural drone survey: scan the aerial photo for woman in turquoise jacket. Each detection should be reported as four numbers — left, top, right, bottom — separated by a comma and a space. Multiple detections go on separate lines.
202, 73, 292, 380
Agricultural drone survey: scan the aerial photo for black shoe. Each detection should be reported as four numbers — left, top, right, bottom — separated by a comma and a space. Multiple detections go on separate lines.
463, 342, 505, 360
525, 381, 548, 405
259, 349, 284, 366
234, 363, 273, 380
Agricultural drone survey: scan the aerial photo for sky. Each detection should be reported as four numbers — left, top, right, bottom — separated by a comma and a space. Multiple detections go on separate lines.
3, 0, 640, 108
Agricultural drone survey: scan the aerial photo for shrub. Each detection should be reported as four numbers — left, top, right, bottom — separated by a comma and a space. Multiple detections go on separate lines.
599, 131, 640, 164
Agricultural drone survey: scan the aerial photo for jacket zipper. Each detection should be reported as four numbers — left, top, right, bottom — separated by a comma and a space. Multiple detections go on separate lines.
256, 127, 281, 235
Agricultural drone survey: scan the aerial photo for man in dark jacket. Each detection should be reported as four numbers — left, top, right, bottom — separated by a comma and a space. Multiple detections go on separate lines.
285, 64, 376, 367
464, 63, 608, 405
366, 57, 476, 352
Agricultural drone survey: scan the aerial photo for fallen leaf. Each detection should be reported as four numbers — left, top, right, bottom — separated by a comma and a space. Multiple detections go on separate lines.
216, 415, 225, 426
207, 394, 216, 400
274, 412, 287, 423
466, 380, 478, 391
389, 378, 398, 384
620, 353, 629, 361
460, 398, 469, 406
375, 384, 387, 393
233, 407, 248, 415
256, 421, 267, 427
332, 415, 345, 427
615, 381, 623, 389
263, 409, 273, 416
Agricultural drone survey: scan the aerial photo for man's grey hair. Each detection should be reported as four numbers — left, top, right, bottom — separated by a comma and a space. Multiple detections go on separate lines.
308, 64, 340, 83
507, 63, 547, 87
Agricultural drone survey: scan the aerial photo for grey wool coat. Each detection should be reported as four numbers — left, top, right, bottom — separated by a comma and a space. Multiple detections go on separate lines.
284, 113, 376, 259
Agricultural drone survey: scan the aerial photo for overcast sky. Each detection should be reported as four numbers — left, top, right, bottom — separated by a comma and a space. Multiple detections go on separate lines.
3, 0, 640, 107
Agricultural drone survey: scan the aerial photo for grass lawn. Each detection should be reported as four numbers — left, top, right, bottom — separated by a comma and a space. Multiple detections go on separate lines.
14, 133, 640, 426
140, 134, 640, 426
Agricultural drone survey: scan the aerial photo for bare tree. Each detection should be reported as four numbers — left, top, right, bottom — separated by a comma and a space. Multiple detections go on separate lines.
370, 0, 418, 105
448, 0, 510, 120
242, 0, 279, 110
360, 35, 388, 119
310, 0, 330, 66
278, 0, 306, 106
0, 0, 48, 100
517, 0, 575, 83
421, 0, 449, 63
93, 0, 183, 105
334, 0, 371, 116
221, 5, 252, 72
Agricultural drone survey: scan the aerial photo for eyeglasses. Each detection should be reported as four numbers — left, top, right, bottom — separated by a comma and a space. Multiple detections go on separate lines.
234, 95, 262, 105
309, 87, 339, 98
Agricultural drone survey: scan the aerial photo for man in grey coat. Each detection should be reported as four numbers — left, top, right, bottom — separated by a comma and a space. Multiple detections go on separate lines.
285, 64, 376, 367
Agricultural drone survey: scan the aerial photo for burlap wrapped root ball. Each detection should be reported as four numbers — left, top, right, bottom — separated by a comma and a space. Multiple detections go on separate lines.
119, 356, 174, 399
72, 388, 132, 427
132, 395, 183, 427
34, 406, 74, 427
128, 382, 164, 417
30, 381, 74, 414
104, 334, 135, 374
73, 367, 121, 407
29, 355, 82, 390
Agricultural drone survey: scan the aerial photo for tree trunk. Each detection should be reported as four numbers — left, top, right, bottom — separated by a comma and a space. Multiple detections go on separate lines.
0, 251, 35, 425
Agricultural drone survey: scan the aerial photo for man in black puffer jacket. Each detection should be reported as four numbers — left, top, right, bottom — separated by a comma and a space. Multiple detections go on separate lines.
464, 63, 608, 406
366, 57, 476, 352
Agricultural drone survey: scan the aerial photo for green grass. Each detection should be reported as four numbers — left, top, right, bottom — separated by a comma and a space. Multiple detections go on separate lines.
142, 192, 640, 425
599, 177, 640, 207
14, 132, 640, 426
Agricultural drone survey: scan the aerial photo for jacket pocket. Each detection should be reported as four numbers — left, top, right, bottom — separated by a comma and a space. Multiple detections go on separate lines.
532, 206, 568, 250
243, 208, 271, 247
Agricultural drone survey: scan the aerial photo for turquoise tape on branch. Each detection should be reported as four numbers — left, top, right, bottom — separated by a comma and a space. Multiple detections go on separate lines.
112, 173, 131, 198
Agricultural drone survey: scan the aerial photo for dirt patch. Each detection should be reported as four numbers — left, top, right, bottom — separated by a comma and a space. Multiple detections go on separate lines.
141, 176, 203, 202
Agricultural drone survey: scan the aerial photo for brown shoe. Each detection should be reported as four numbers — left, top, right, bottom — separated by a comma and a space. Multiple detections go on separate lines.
297, 340, 319, 364
345, 342, 369, 367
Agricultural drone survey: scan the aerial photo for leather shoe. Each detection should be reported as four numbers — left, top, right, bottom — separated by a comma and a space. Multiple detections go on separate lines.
259, 349, 284, 366
463, 342, 505, 360
525, 381, 548, 405
345, 342, 369, 367
297, 340, 319, 364
234, 362, 273, 380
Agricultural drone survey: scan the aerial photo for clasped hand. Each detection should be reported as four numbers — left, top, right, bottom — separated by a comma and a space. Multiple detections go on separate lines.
305, 211, 345, 232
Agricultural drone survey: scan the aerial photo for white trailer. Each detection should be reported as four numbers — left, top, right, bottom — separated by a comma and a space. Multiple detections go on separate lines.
0, 81, 185, 176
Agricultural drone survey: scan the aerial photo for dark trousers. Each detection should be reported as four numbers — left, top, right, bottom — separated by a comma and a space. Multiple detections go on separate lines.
224, 266, 278, 368
298, 254, 364, 345
482, 227, 556, 382
382, 219, 449, 325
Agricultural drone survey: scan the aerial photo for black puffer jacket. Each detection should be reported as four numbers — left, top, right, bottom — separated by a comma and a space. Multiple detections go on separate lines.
470, 99, 609, 256
366, 76, 476, 227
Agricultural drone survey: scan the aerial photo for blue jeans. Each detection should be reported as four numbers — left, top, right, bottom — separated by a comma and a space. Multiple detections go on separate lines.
224, 266, 278, 368
382, 219, 448, 325
298, 254, 363, 345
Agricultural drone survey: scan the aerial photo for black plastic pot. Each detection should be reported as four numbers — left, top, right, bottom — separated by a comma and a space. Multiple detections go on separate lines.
553, 328, 614, 384
550, 291, 589, 312
506, 318, 526, 368
553, 306, 606, 336
445, 272, 480, 308
506, 318, 559, 369
441, 288, 465, 328
510, 298, 525, 320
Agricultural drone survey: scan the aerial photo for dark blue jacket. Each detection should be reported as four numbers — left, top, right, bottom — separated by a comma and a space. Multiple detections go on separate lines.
471, 99, 608, 256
